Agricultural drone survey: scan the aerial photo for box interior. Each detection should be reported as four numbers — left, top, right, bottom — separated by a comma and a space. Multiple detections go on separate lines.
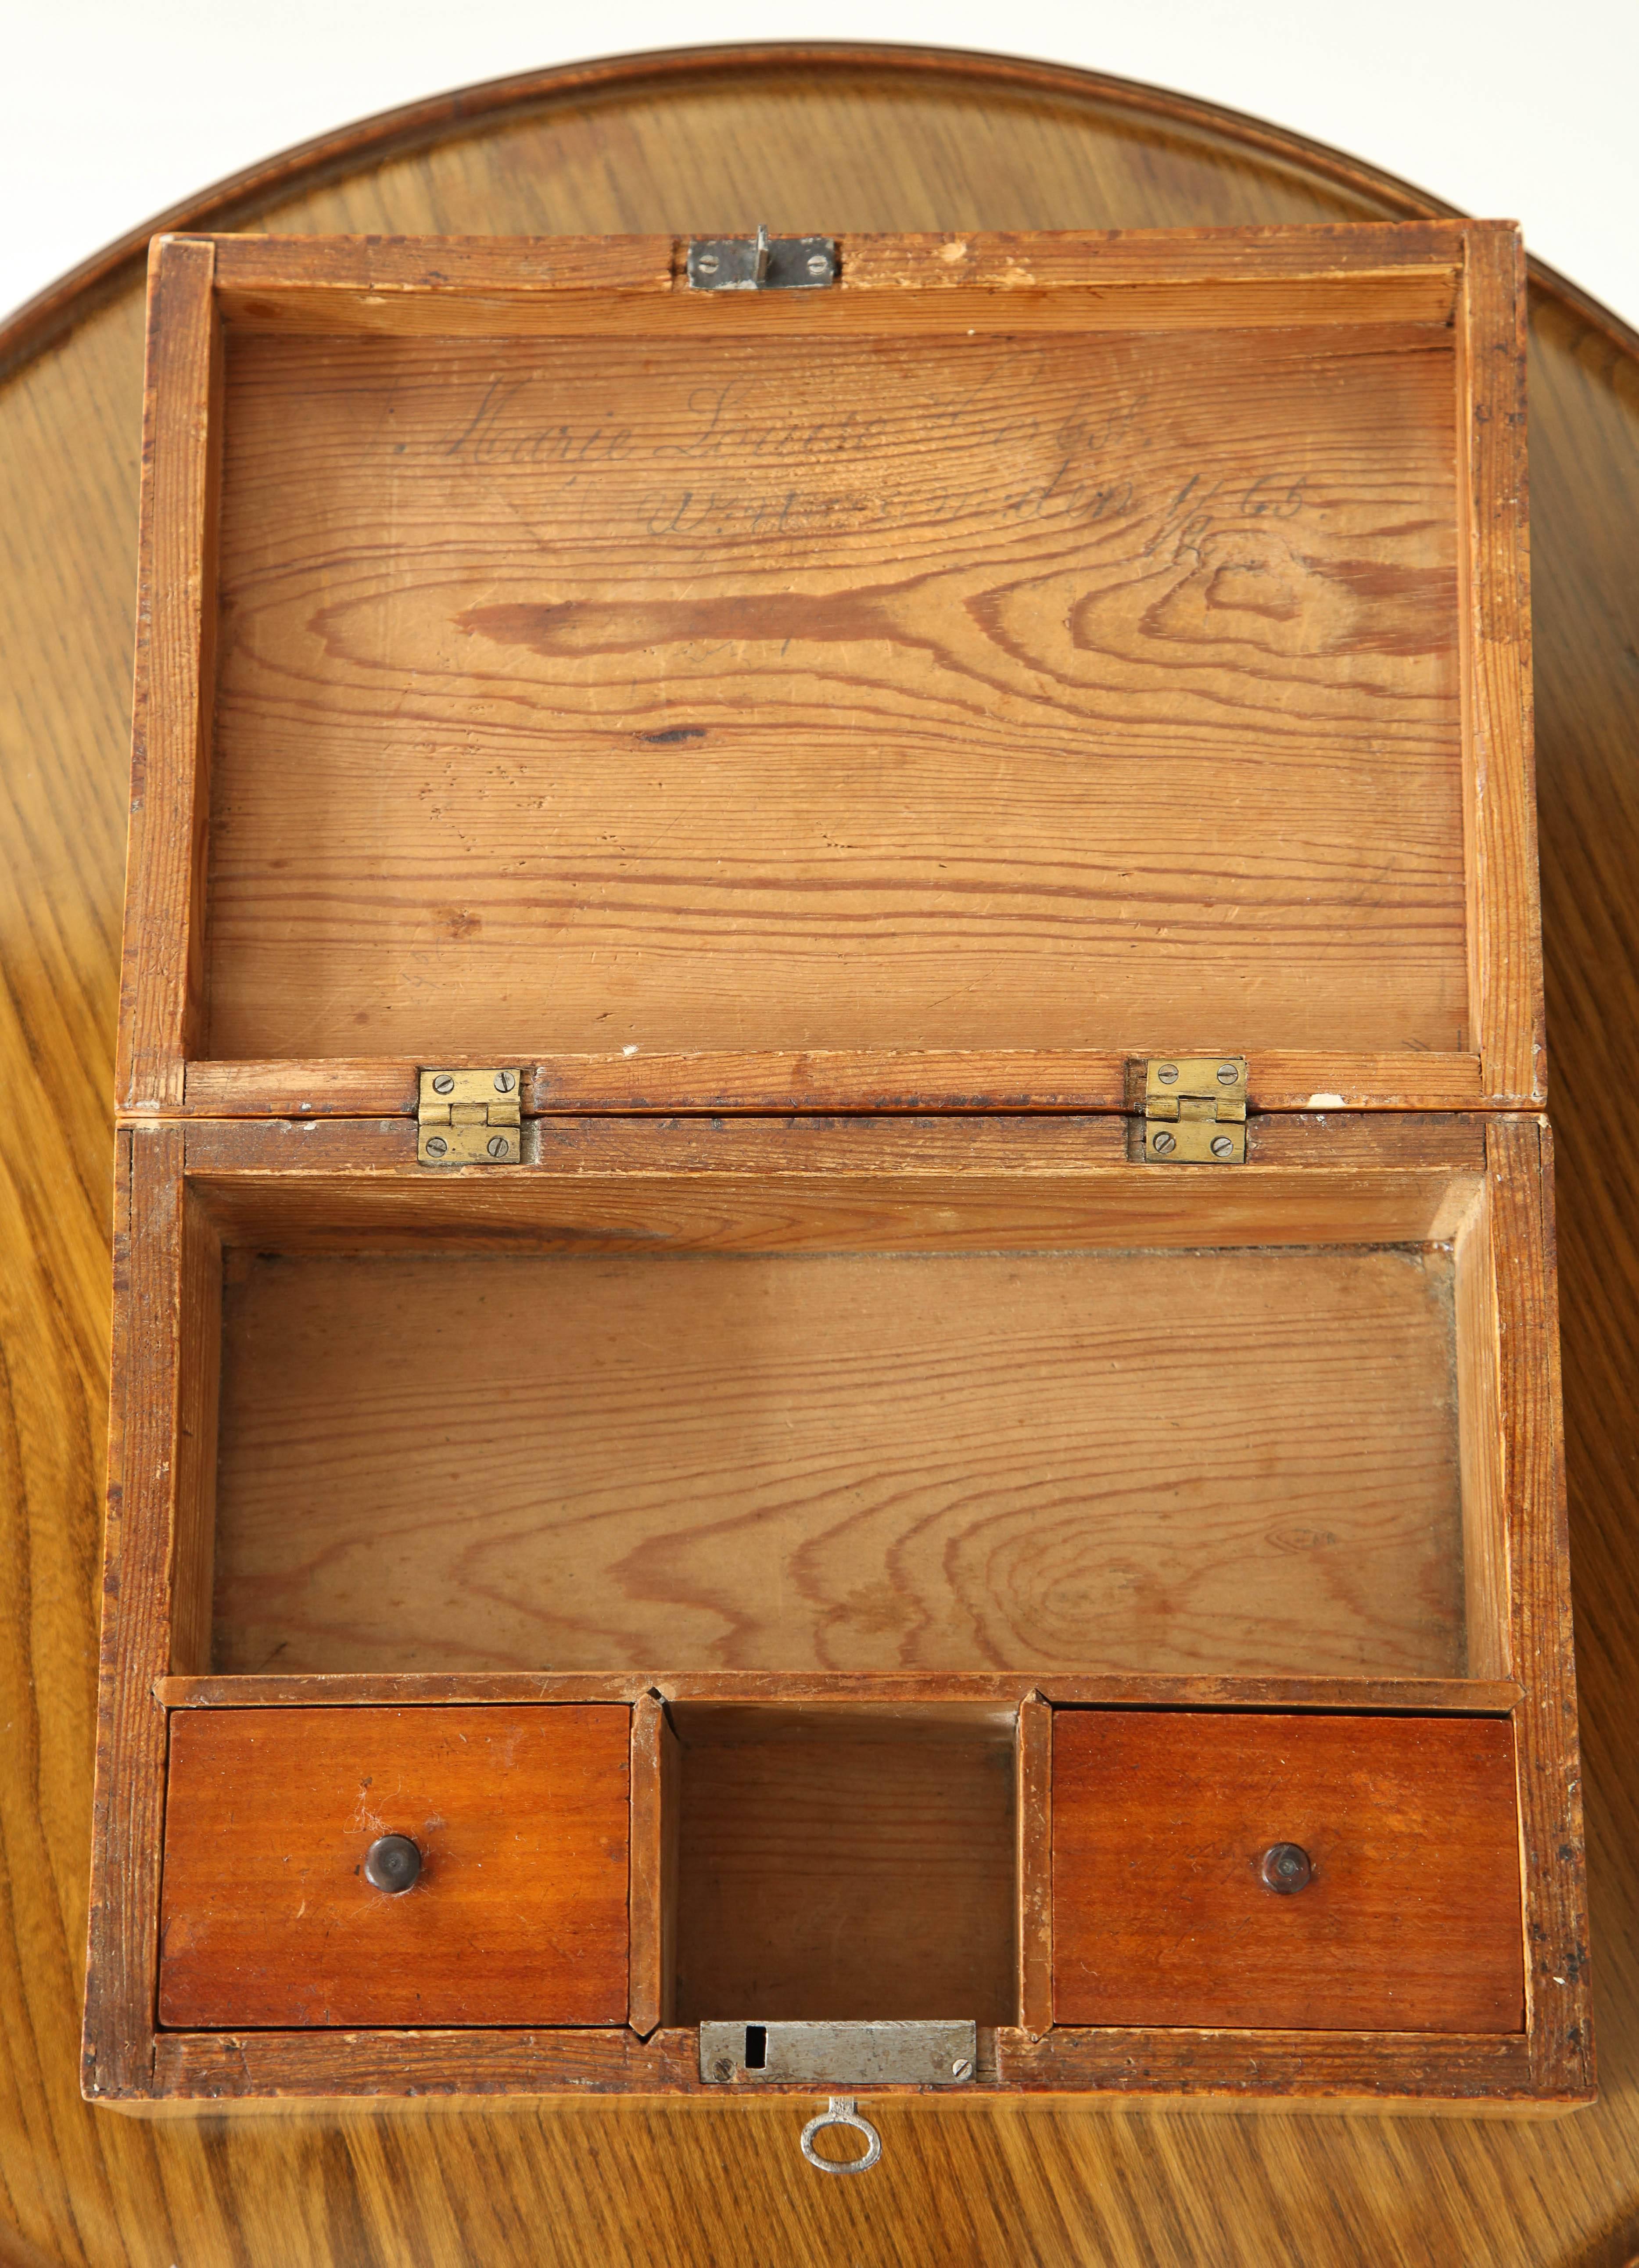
203, 314, 1466, 1065
197, 1169, 1498, 1684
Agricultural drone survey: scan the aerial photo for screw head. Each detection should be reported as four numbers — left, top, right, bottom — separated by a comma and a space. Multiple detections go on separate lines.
1261, 1842, 1313, 1894
1157, 1062, 1179, 1084
425, 1134, 448, 1157
713, 2055, 735, 2081
696, 252, 719, 273
432, 1073, 455, 1094
363, 1834, 422, 1894
494, 1071, 517, 1093
487, 1134, 510, 1159
1216, 1061, 1239, 1084
1152, 1129, 1176, 1156
951, 2057, 974, 2081
1210, 1134, 1234, 1159
807, 252, 829, 275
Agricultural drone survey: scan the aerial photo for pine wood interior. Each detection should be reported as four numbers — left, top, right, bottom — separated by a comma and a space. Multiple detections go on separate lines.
200, 1165, 1502, 1683
203, 306, 1467, 1067
668, 1702, 1017, 2024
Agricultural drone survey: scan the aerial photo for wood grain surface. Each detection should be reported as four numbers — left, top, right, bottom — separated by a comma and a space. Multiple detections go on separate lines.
1051, 1708, 1524, 2032
158, 1703, 631, 2028
208, 1243, 1468, 1678
4, 38, 1639, 2267
204, 315, 1467, 1064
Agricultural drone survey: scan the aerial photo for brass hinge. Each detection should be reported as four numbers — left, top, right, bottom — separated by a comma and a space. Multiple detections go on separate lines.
417, 1068, 521, 1165
1144, 1055, 1248, 1163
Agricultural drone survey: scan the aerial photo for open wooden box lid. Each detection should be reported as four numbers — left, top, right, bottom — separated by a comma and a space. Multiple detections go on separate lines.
117, 220, 1541, 1120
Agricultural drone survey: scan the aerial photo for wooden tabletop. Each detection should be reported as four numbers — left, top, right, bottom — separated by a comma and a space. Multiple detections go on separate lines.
3, 43, 1636, 2267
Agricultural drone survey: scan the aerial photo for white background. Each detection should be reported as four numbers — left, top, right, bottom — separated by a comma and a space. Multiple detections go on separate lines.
4, 0, 1636, 330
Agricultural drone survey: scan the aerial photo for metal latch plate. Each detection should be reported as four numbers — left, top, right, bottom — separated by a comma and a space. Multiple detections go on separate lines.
686, 228, 838, 291
699, 2020, 976, 2086
417, 1068, 521, 1165
1144, 1054, 1248, 1164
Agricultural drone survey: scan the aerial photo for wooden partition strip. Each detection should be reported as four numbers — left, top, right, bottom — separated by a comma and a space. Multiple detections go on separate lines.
1459, 225, 1545, 1104
206, 232, 676, 296
628, 1694, 680, 2037
82, 1127, 187, 2099
838, 222, 1467, 289
167, 1190, 222, 1676
116, 238, 221, 1112
1455, 1184, 1511, 1680
1016, 1695, 1053, 2037
1486, 1119, 1592, 2100
169, 1050, 1486, 1120
154, 1672, 1523, 1713
215, 275, 1460, 339
524, 1053, 1486, 1118
204, 223, 1463, 339
146, 2022, 1536, 2106
997, 2027, 1539, 2105
628, 1695, 656, 2032
179, 1110, 1488, 1179
208, 220, 1467, 296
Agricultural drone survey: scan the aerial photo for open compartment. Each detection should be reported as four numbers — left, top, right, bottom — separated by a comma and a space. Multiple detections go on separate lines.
153, 1113, 1510, 1688
668, 1702, 1017, 2027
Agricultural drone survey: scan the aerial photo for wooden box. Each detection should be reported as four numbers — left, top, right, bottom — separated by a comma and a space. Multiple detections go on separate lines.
86, 221, 1592, 2120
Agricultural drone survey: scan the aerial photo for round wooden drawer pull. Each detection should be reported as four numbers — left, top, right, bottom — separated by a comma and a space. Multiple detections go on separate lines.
363, 1834, 423, 1894
1261, 1843, 1313, 1894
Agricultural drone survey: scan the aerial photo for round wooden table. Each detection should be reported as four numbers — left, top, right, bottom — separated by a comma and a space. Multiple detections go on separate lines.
3, 44, 1635, 2267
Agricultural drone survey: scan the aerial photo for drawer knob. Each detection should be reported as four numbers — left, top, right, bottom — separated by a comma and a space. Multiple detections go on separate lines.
363, 1834, 423, 1894
1261, 1842, 1313, 1894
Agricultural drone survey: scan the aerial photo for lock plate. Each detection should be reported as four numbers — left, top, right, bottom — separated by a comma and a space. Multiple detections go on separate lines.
1144, 1055, 1248, 1163
417, 1068, 521, 1165
699, 2019, 976, 2086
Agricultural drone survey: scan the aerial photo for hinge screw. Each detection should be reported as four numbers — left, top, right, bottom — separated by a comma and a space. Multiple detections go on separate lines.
807, 252, 829, 275
487, 1135, 511, 1158
425, 1134, 448, 1156
1157, 1063, 1179, 1084
951, 2057, 973, 2080
1210, 1134, 1234, 1158
696, 252, 720, 274
432, 1073, 455, 1094
494, 1070, 518, 1093
1152, 1130, 1176, 1155
1216, 1061, 1239, 1084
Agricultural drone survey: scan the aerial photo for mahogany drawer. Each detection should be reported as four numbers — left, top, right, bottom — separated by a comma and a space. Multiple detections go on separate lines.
1051, 1711, 1524, 2033
158, 1705, 630, 2028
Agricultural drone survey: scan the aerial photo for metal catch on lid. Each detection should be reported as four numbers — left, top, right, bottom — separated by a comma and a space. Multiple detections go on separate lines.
686, 225, 838, 291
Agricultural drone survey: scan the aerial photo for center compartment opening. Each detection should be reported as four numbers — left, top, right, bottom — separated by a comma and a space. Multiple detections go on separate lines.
208, 1234, 1470, 1680
667, 1702, 1017, 2025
